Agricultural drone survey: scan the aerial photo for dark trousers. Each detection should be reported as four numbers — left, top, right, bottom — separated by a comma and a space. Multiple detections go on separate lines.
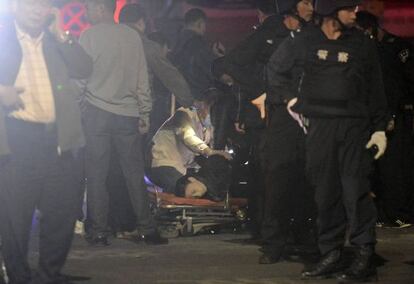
147, 166, 184, 194
260, 107, 316, 255
107, 152, 138, 233
306, 118, 377, 255
0, 118, 82, 284
374, 113, 413, 222
242, 127, 266, 237
83, 103, 154, 236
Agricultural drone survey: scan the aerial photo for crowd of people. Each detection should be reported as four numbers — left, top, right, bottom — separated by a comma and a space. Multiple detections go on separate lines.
0, 0, 413, 283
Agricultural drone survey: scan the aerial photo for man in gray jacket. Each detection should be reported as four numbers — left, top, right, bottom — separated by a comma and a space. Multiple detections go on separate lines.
80, 0, 166, 245
119, 3, 194, 134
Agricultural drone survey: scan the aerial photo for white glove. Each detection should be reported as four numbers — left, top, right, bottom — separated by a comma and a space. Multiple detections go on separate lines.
251, 93, 266, 119
366, 131, 387, 160
287, 98, 307, 134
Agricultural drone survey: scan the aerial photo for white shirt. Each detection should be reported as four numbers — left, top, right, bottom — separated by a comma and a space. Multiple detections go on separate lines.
10, 23, 55, 123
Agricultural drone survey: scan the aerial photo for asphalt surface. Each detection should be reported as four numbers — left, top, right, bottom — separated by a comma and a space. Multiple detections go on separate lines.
34, 226, 414, 284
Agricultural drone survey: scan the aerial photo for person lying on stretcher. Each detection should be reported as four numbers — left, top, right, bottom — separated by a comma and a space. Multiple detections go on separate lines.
147, 95, 232, 201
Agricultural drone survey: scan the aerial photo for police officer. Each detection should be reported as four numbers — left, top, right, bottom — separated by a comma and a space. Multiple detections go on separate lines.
268, 0, 388, 281
222, 0, 289, 239
356, 11, 414, 228
222, 0, 314, 241
258, 0, 316, 264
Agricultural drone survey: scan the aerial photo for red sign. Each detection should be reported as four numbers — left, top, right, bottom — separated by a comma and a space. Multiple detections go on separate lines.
60, 1, 90, 37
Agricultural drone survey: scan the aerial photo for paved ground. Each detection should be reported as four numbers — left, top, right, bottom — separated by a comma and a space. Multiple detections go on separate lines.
42, 226, 414, 284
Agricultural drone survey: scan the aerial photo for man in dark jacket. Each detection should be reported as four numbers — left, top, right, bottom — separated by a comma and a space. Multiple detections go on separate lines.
357, 11, 414, 228
171, 8, 223, 101
270, 0, 388, 281
221, 0, 315, 248
256, 0, 316, 264
0, 0, 92, 283
221, 0, 290, 240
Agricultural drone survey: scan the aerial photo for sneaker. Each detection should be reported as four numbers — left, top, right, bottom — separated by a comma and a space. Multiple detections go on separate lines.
383, 219, 412, 229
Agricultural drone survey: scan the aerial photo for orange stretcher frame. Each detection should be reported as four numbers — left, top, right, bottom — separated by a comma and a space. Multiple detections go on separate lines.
147, 188, 248, 237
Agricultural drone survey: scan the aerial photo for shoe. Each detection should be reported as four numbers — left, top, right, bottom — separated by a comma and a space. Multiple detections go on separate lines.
142, 232, 169, 245
337, 245, 378, 283
258, 253, 283, 264
382, 219, 412, 229
85, 233, 110, 246
301, 249, 343, 279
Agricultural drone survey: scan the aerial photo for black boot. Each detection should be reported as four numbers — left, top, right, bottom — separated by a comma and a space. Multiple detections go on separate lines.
301, 249, 343, 279
259, 248, 284, 264
142, 231, 169, 245
337, 245, 378, 283
259, 244, 285, 264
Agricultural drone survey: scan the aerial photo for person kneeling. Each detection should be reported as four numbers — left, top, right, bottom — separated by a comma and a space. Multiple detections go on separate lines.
148, 97, 232, 200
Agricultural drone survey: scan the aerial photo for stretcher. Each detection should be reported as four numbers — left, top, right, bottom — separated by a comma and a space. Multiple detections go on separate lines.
147, 187, 248, 238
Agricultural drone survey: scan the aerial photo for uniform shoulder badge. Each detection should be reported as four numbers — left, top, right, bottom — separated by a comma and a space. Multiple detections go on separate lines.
317, 49, 328, 60
399, 49, 410, 63
338, 52, 349, 63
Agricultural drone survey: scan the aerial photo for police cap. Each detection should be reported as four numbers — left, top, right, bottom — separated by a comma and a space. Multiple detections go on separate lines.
315, 0, 362, 16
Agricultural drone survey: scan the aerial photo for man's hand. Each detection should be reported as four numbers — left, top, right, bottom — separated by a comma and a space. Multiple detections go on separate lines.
0, 85, 25, 110
234, 122, 245, 134
204, 148, 233, 160
366, 131, 387, 160
138, 119, 149, 134
386, 118, 395, 132
212, 150, 233, 161
251, 93, 266, 120
212, 41, 225, 57
48, 8, 69, 43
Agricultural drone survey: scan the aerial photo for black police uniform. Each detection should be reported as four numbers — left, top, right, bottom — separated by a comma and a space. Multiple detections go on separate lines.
261, 25, 317, 259
269, 25, 388, 255
223, 15, 291, 236
374, 32, 414, 224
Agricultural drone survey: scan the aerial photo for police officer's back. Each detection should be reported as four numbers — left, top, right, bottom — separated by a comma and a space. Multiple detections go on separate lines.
356, 11, 414, 227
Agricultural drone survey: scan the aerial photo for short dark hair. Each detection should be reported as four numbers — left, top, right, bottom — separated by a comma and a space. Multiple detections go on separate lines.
184, 8, 207, 26
256, 0, 277, 15
356, 11, 379, 30
119, 4, 146, 24
87, 0, 116, 13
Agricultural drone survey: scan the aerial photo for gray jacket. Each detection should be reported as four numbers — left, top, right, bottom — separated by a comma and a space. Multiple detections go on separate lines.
0, 23, 92, 157
79, 23, 152, 123
138, 30, 194, 108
